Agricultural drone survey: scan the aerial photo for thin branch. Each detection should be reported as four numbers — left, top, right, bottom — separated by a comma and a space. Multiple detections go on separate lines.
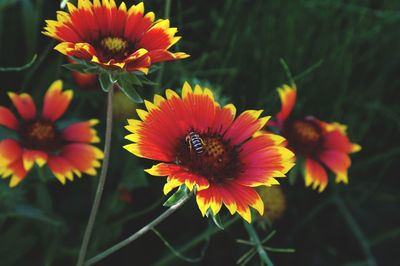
76, 86, 114, 266
85, 193, 192, 266
151, 228, 207, 263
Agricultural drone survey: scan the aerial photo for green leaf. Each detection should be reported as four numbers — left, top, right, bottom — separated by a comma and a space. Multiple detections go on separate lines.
117, 75, 143, 103
63, 63, 100, 74
140, 76, 158, 86
99, 71, 113, 92
163, 185, 189, 207
206, 210, 224, 230
119, 72, 143, 86
62, 63, 89, 73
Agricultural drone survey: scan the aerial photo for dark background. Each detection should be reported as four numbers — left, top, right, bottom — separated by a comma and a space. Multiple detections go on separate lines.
0, 0, 399, 265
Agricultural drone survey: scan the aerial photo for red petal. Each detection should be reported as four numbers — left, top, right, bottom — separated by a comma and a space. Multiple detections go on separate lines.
304, 158, 328, 192
323, 127, 359, 154
6, 159, 27, 187
60, 143, 103, 176
124, 5, 153, 40
137, 24, 172, 51
0, 106, 19, 130
210, 104, 236, 135
47, 156, 78, 184
276, 85, 296, 126
319, 150, 351, 183
0, 139, 23, 166
224, 110, 269, 145
8, 92, 36, 121
42, 80, 73, 121
62, 119, 100, 143
146, 163, 209, 192
196, 181, 264, 223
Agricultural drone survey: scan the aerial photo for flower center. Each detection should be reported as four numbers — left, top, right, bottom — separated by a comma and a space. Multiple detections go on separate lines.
100, 37, 128, 54
96, 36, 135, 63
284, 119, 323, 156
18, 120, 62, 153
177, 131, 242, 183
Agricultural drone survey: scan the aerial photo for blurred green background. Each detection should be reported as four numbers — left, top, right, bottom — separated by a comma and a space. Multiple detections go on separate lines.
0, 0, 399, 265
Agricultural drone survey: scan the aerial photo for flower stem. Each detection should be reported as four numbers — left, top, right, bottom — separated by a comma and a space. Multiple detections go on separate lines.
154, 215, 240, 266
85, 193, 192, 266
76, 86, 114, 266
244, 222, 274, 266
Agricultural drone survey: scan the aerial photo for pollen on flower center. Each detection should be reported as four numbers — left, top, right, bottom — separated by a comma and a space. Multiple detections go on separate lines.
285, 119, 323, 156
100, 37, 128, 54
30, 122, 55, 140
176, 132, 242, 183
19, 120, 62, 153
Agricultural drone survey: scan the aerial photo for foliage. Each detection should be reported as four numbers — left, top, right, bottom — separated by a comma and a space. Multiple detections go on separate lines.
0, 0, 399, 265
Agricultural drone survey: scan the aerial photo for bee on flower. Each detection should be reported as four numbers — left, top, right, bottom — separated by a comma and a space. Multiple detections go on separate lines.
124, 82, 295, 223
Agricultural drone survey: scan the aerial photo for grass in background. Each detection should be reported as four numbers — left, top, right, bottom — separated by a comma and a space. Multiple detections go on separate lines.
0, 0, 399, 265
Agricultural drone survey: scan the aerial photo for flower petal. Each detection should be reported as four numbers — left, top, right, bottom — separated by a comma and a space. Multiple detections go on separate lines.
196, 182, 264, 223
224, 110, 270, 145
60, 143, 103, 176
145, 163, 209, 193
275, 84, 296, 126
319, 150, 351, 184
6, 159, 27, 187
7, 92, 37, 121
62, 119, 100, 143
47, 156, 78, 184
322, 122, 361, 154
304, 158, 328, 193
42, 80, 73, 121
22, 149, 48, 171
0, 106, 19, 130
0, 139, 23, 167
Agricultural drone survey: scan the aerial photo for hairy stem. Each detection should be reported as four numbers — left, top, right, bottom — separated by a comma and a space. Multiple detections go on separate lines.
76, 86, 114, 266
85, 193, 192, 266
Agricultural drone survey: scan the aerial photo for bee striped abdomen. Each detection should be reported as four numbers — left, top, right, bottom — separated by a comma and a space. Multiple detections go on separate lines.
187, 131, 204, 154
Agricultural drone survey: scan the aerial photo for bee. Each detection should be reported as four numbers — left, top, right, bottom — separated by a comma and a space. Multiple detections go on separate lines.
185, 130, 205, 155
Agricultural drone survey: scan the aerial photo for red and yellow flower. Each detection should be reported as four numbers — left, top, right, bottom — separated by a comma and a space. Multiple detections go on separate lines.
43, 0, 189, 73
124, 82, 295, 222
270, 84, 361, 192
0, 80, 103, 187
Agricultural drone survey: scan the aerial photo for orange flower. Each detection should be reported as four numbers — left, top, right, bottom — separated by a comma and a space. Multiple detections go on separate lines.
0, 80, 103, 187
270, 84, 361, 192
124, 82, 295, 223
43, 0, 189, 73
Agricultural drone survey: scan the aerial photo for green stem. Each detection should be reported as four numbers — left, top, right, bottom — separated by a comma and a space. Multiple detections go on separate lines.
263, 246, 295, 253
20, 40, 56, 91
76, 86, 114, 266
154, 215, 240, 266
151, 228, 205, 263
85, 193, 192, 266
243, 222, 274, 266
334, 197, 377, 266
